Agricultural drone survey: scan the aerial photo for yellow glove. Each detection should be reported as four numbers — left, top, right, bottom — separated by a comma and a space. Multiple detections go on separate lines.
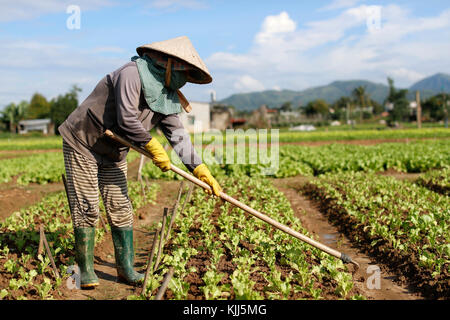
193, 164, 222, 197
144, 138, 171, 172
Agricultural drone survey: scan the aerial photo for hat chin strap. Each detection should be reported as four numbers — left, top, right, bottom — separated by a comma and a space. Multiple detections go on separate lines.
164, 57, 192, 113
177, 90, 192, 113
164, 58, 172, 87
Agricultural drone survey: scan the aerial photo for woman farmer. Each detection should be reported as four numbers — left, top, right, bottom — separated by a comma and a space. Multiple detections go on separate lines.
58, 36, 221, 289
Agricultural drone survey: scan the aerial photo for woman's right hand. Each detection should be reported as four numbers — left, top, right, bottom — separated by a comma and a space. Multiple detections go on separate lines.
144, 138, 171, 172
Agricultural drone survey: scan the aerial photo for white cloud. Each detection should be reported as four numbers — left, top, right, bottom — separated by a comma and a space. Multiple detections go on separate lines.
255, 11, 296, 44
234, 75, 265, 93
0, 0, 113, 22
205, 5, 450, 99
389, 68, 425, 83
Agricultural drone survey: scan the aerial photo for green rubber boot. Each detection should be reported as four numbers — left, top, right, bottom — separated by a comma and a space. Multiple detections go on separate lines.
74, 227, 99, 289
111, 227, 144, 285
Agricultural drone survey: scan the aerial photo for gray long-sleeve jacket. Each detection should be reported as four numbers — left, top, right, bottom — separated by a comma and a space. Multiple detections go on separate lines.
58, 61, 202, 171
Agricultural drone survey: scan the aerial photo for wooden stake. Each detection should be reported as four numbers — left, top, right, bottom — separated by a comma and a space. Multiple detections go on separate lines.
38, 225, 44, 256
40, 225, 60, 279
155, 267, 174, 300
141, 228, 160, 296
98, 213, 108, 233
164, 181, 184, 243
154, 208, 168, 271
137, 155, 147, 182
165, 183, 193, 243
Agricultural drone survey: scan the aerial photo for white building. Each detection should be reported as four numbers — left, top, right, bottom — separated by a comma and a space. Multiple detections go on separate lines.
179, 101, 211, 133
18, 119, 53, 134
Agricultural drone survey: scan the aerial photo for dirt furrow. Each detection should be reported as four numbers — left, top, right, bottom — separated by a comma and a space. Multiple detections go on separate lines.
271, 176, 422, 300
0, 181, 64, 221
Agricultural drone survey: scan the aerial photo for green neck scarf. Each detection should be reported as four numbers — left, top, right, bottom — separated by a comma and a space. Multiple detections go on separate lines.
131, 55, 187, 115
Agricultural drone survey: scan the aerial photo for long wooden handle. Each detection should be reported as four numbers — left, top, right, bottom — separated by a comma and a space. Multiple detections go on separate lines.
104, 130, 359, 267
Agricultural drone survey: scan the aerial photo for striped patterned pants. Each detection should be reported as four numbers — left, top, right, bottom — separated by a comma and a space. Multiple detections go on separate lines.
63, 141, 134, 228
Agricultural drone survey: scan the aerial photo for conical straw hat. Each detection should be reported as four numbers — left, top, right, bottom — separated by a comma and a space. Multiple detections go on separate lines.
137, 36, 212, 84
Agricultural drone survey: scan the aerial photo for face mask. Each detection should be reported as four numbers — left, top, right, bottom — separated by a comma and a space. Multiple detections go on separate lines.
167, 69, 187, 90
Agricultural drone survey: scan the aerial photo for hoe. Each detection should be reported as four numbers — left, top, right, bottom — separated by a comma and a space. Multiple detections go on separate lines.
105, 129, 360, 270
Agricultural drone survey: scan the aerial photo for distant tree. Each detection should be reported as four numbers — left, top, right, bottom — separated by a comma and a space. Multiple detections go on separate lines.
371, 100, 384, 115
27, 93, 51, 119
422, 93, 448, 121
385, 77, 410, 122
330, 97, 350, 121
352, 86, 369, 122
333, 96, 352, 111
304, 99, 329, 118
0, 101, 28, 132
50, 85, 81, 134
279, 101, 293, 112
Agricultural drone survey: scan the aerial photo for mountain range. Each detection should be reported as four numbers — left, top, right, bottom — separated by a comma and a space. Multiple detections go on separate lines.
219, 73, 450, 111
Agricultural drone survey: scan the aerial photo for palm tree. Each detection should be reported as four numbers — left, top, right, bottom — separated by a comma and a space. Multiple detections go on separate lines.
1, 101, 28, 133
352, 86, 368, 122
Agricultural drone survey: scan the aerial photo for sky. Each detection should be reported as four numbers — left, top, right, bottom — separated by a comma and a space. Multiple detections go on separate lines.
0, 0, 449, 108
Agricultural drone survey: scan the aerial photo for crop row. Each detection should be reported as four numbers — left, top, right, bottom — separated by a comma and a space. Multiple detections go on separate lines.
303, 172, 449, 299
0, 181, 158, 300
416, 168, 450, 196
139, 177, 364, 300
1, 128, 449, 152
0, 136, 62, 151
0, 150, 142, 186
1, 140, 447, 186
196, 128, 450, 143
142, 140, 450, 180
0, 152, 64, 185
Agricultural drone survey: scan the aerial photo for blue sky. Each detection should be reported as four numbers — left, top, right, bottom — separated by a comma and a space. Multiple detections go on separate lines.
0, 0, 449, 108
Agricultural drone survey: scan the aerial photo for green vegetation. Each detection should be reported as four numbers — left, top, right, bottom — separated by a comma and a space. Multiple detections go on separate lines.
0, 181, 158, 300
0, 86, 80, 134
0, 136, 62, 150
275, 128, 450, 142
141, 177, 362, 300
276, 140, 449, 176
0, 152, 64, 185
416, 168, 450, 196
219, 74, 450, 111
141, 140, 450, 180
304, 172, 450, 298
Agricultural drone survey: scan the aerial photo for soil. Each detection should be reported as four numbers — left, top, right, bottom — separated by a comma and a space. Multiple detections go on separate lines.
271, 176, 422, 300
0, 180, 64, 221
0, 149, 61, 160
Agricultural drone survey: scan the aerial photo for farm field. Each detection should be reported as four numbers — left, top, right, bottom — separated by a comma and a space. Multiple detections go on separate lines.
0, 128, 448, 300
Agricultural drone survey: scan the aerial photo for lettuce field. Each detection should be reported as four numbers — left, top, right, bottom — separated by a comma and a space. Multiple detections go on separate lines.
0, 129, 448, 300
